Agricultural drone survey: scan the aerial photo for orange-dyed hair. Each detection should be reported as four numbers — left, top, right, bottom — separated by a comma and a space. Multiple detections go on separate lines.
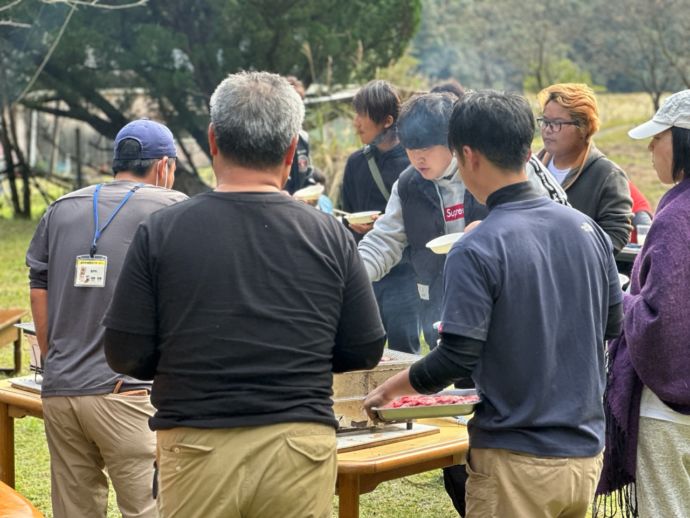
537, 83, 600, 141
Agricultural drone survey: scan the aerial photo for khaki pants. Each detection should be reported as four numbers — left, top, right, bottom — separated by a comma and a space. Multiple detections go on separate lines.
465, 448, 603, 518
42, 394, 157, 518
156, 422, 337, 518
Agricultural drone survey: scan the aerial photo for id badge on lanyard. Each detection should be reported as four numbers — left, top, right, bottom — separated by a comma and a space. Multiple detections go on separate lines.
74, 255, 108, 287
74, 183, 141, 288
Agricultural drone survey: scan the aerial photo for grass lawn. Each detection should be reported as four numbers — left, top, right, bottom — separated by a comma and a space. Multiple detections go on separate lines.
0, 91, 666, 516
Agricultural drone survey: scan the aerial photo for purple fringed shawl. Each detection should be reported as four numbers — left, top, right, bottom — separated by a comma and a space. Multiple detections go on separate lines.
595, 179, 690, 517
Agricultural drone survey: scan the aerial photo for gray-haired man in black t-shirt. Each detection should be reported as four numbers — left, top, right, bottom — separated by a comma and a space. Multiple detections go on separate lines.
103, 71, 385, 518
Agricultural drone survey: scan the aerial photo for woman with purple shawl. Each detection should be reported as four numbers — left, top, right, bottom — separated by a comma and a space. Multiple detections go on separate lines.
595, 89, 690, 518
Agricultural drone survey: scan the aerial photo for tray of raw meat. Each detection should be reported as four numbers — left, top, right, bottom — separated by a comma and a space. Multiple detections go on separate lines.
372, 389, 480, 421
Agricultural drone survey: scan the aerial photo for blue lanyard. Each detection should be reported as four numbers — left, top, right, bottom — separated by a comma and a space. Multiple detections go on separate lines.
90, 183, 143, 256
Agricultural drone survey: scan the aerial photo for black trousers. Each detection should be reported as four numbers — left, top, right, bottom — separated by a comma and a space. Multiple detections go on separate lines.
443, 464, 469, 517
444, 377, 475, 516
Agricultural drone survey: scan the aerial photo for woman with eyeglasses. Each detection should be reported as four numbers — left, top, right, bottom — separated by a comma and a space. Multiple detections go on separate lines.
536, 83, 633, 253
595, 89, 690, 518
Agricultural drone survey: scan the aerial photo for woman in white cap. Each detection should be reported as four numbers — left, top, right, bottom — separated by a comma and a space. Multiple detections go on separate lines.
595, 89, 690, 518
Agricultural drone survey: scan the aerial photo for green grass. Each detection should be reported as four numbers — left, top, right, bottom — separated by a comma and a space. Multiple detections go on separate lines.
0, 217, 120, 517
0, 91, 668, 517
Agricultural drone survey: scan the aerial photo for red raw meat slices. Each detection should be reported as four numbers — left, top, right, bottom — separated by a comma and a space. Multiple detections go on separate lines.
387, 394, 479, 408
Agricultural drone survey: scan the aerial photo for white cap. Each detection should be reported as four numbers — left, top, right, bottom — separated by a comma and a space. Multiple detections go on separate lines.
629, 89, 690, 139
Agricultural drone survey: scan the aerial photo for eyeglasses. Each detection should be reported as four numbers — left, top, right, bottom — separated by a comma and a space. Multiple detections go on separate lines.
537, 117, 579, 133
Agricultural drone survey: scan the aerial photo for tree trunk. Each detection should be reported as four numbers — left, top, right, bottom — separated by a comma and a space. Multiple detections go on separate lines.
172, 167, 211, 196
0, 111, 22, 218
1, 107, 32, 218
7, 107, 31, 218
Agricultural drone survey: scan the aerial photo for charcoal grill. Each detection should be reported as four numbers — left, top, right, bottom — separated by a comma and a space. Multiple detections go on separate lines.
333, 349, 420, 433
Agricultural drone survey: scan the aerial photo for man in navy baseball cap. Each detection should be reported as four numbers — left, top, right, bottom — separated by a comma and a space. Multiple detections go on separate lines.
26, 117, 186, 518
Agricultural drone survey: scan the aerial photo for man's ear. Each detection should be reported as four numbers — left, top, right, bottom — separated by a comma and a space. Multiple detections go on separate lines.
460, 145, 475, 169
208, 123, 218, 156
383, 115, 395, 129
284, 136, 299, 166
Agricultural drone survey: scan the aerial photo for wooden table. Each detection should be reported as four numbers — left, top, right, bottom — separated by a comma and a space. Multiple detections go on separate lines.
0, 309, 28, 375
0, 382, 468, 518
336, 418, 468, 518
0, 480, 43, 517
0, 382, 43, 488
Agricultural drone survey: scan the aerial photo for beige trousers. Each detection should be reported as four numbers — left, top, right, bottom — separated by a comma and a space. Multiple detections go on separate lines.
42, 394, 157, 518
156, 422, 337, 518
465, 447, 603, 518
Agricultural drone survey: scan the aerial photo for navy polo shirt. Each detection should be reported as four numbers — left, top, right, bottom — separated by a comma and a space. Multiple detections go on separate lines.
441, 182, 622, 457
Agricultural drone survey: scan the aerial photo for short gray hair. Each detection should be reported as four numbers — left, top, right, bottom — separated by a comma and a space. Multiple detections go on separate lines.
209, 71, 305, 168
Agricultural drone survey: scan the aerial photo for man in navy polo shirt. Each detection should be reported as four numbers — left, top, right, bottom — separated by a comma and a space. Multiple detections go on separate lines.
365, 91, 623, 517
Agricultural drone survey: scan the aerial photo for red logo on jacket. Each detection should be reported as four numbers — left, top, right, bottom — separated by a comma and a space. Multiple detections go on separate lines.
444, 204, 464, 222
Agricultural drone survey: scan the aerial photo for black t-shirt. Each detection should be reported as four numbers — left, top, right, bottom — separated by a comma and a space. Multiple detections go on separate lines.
103, 191, 385, 430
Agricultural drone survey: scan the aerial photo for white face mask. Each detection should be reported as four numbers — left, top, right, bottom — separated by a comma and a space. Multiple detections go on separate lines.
154, 160, 170, 189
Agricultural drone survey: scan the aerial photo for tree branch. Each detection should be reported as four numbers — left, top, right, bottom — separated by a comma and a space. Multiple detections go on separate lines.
12, 4, 76, 106
0, 0, 24, 13
0, 19, 30, 27
44, 0, 148, 10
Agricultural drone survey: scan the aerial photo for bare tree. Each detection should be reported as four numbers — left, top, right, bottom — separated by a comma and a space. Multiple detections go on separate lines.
0, 0, 147, 217
650, 0, 690, 89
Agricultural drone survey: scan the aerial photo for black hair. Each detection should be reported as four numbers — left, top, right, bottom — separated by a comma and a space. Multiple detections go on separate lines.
671, 126, 690, 182
397, 92, 456, 150
352, 80, 401, 124
448, 90, 535, 171
112, 139, 157, 177
285, 75, 306, 99
311, 168, 327, 186
430, 79, 465, 100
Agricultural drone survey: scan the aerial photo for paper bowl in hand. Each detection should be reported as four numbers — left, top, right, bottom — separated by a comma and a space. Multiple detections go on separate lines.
293, 184, 324, 201
425, 232, 464, 254
344, 211, 381, 225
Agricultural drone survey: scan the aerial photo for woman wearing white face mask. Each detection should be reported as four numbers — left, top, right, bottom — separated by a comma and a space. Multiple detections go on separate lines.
595, 90, 690, 518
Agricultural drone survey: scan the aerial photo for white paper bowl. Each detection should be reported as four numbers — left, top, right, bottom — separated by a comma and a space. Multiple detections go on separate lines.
345, 210, 381, 225
293, 184, 324, 201
425, 232, 465, 254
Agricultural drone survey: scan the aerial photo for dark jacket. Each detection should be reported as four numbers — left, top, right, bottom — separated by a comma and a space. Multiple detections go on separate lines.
284, 132, 313, 194
340, 143, 410, 243
397, 167, 447, 304
538, 146, 632, 253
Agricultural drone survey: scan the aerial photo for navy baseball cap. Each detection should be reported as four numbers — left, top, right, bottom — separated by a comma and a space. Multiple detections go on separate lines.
114, 119, 177, 159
